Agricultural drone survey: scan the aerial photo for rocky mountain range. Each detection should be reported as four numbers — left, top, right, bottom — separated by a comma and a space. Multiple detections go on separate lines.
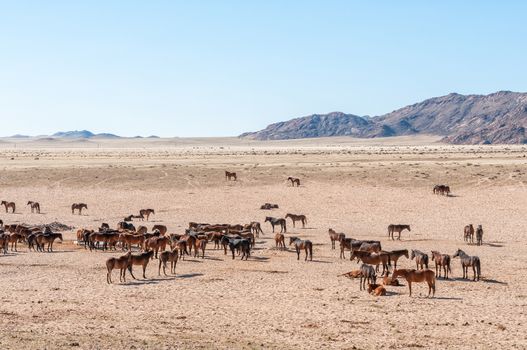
240, 91, 527, 144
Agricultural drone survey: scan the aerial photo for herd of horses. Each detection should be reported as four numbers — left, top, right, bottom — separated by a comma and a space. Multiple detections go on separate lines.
0, 177, 486, 297
333, 223, 484, 297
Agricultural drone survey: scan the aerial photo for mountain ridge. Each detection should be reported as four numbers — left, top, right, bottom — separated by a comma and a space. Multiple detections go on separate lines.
241, 91, 527, 144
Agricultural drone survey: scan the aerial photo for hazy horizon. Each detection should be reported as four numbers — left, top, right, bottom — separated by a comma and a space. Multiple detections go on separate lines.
2, 1, 527, 137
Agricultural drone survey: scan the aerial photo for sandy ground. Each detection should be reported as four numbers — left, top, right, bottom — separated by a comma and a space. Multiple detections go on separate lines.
0, 137, 526, 349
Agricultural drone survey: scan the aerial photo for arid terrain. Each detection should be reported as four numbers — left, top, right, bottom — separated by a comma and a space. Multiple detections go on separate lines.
0, 136, 526, 349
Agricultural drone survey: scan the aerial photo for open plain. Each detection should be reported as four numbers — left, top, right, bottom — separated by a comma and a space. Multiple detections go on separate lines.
0, 136, 526, 349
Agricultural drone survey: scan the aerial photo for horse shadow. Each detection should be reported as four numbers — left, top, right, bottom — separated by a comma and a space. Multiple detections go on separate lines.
482, 278, 507, 285
431, 296, 463, 301
203, 256, 223, 262
123, 279, 162, 286
177, 273, 204, 279
310, 259, 332, 264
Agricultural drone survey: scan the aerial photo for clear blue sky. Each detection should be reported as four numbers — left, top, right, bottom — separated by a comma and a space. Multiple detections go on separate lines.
1, 1, 526, 137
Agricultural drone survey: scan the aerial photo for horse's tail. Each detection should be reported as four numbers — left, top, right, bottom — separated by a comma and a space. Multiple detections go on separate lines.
476, 258, 481, 278
308, 242, 313, 258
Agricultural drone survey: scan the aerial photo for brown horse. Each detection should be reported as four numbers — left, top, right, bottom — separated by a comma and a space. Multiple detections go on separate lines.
225, 171, 237, 181
287, 177, 300, 187
387, 224, 411, 240
289, 237, 313, 261
431, 251, 452, 279
274, 233, 285, 250
338, 270, 362, 279
464, 224, 474, 243
385, 249, 409, 270
152, 225, 168, 236
194, 238, 207, 258
359, 264, 376, 291
285, 213, 307, 228
392, 269, 436, 297
145, 236, 169, 259
7, 233, 24, 251
71, 203, 87, 215
350, 250, 391, 276
139, 209, 155, 221
475, 225, 483, 246
247, 222, 264, 237
265, 217, 287, 233
410, 249, 429, 270
128, 250, 155, 279
433, 184, 450, 196
118, 233, 145, 251
106, 252, 132, 284
36, 233, 63, 252
27, 201, 41, 214
328, 229, 342, 250
1, 201, 15, 213
339, 236, 363, 260
158, 248, 178, 275
135, 225, 148, 235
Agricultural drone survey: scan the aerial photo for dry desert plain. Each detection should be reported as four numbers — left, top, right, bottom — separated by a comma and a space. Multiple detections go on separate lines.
0, 136, 526, 349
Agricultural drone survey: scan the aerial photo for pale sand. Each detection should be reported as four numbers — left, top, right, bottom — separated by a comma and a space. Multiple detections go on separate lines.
0, 137, 526, 349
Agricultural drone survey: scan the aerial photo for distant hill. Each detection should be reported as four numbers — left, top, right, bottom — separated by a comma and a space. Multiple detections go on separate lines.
51, 130, 119, 138
241, 91, 527, 144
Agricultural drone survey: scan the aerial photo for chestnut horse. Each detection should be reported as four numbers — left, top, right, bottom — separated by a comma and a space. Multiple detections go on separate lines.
392, 269, 436, 297
225, 171, 237, 181
106, 252, 132, 284
287, 177, 300, 187
385, 249, 409, 270
274, 233, 285, 250
1, 201, 15, 213
27, 201, 41, 214
289, 237, 313, 261
71, 203, 87, 215
431, 250, 452, 279
285, 213, 307, 228
152, 225, 168, 236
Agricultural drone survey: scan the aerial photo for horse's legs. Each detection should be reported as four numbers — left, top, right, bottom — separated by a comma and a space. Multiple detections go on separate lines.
408, 281, 412, 296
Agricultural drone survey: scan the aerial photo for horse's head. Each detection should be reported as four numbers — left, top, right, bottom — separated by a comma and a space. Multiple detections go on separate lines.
410, 250, 416, 260
452, 249, 462, 258
392, 269, 401, 279
289, 236, 298, 245
264, 217, 272, 223
285, 213, 291, 219
58, 233, 63, 242
407, 225, 411, 231
430, 251, 436, 261
0, 201, 5, 205
27, 201, 32, 205
337, 233, 346, 242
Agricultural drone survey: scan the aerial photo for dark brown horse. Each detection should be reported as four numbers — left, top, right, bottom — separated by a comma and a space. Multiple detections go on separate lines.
265, 217, 287, 233
289, 237, 312, 261
36, 233, 63, 252
152, 224, 168, 236
139, 209, 155, 221
387, 224, 411, 240
475, 225, 483, 246
285, 213, 307, 228
350, 250, 391, 276
27, 201, 41, 214
71, 203, 87, 215
431, 250, 452, 279
128, 250, 155, 279
225, 171, 237, 181
1, 201, 15, 213
392, 269, 436, 297
385, 249, 409, 270
287, 177, 300, 187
